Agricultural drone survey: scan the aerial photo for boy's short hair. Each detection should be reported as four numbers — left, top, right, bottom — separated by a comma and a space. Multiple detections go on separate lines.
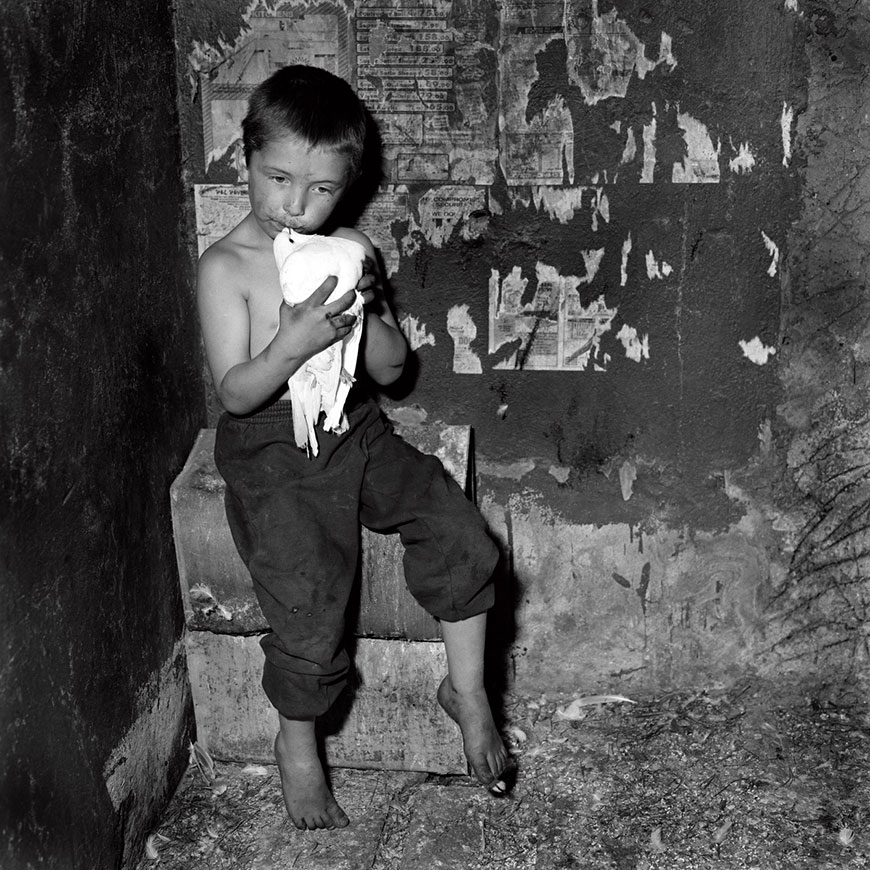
242, 65, 368, 178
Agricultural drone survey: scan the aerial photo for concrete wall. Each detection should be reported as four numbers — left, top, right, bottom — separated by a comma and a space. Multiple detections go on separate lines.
0, 1, 205, 867
173, 0, 867, 698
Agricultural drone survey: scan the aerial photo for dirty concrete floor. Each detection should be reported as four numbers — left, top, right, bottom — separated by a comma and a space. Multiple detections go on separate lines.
137, 677, 869, 869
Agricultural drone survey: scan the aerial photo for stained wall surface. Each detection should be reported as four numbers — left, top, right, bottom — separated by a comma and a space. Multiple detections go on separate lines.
0, 1, 205, 868
173, 0, 868, 694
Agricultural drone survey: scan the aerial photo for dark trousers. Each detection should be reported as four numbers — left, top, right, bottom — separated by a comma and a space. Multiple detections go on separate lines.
214, 397, 498, 720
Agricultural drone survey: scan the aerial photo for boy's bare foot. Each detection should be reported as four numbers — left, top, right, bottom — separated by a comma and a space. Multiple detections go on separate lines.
274, 719, 349, 830
437, 675, 516, 794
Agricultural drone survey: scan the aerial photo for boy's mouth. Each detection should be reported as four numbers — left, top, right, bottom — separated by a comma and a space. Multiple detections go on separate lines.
274, 219, 307, 234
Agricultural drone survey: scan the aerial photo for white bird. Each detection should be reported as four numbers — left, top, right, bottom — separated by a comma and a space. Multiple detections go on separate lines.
273, 228, 366, 456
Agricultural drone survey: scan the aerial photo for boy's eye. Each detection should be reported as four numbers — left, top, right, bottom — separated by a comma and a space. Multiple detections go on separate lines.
271, 176, 288, 184
314, 186, 335, 196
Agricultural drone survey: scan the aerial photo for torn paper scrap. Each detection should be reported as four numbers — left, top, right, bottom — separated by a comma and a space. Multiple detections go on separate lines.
739, 336, 776, 365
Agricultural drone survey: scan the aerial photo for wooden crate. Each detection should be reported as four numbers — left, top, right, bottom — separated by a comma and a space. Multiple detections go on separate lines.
185, 633, 465, 772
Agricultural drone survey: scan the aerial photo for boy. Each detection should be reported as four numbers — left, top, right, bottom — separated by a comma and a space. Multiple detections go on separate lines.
196, 65, 514, 831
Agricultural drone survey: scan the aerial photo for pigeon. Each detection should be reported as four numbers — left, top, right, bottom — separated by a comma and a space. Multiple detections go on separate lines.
273, 228, 366, 456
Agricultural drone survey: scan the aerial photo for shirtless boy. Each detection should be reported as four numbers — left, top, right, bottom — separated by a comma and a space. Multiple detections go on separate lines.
196, 65, 514, 831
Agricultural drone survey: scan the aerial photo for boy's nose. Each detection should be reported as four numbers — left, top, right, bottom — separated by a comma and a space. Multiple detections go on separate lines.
284, 188, 306, 216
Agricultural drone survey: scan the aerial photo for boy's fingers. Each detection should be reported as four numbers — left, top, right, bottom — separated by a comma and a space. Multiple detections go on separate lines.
358, 289, 375, 306
323, 288, 357, 316
355, 274, 378, 308
308, 275, 339, 305
329, 312, 357, 331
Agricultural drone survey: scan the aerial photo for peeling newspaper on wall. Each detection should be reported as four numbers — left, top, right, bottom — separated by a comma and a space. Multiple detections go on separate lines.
498, 0, 677, 186
354, 185, 411, 278
498, 0, 577, 186
187, 0, 690, 376
489, 263, 616, 370
447, 304, 484, 373
194, 185, 250, 255
197, 2, 354, 174
356, 0, 499, 186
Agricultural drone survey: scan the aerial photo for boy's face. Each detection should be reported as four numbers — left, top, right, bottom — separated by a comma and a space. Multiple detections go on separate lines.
244, 133, 352, 239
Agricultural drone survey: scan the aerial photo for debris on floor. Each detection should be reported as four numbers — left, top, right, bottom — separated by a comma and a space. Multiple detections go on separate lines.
136, 677, 869, 869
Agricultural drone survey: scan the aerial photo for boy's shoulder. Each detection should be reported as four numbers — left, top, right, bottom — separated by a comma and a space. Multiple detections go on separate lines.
331, 225, 375, 256
197, 213, 270, 296
200, 212, 257, 260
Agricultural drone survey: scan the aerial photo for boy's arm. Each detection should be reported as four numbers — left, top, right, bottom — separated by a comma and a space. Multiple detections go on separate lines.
336, 229, 408, 386
197, 243, 358, 415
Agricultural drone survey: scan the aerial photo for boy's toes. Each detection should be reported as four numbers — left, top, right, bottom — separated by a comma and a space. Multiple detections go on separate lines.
294, 806, 346, 831
306, 801, 349, 831
327, 800, 350, 829
469, 749, 518, 796
486, 755, 518, 796
290, 813, 311, 831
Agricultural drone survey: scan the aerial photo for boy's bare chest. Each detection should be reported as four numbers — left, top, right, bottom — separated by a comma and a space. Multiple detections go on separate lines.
243, 259, 284, 356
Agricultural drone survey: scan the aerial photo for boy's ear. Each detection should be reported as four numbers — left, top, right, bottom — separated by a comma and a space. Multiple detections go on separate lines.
234, 140, 248, 182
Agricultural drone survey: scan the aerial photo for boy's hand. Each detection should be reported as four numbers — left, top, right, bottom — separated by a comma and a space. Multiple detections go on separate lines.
274, 276, 358, 363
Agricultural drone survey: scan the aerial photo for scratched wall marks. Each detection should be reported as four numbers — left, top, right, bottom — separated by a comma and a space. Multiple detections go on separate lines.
773, 0, 870, 674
